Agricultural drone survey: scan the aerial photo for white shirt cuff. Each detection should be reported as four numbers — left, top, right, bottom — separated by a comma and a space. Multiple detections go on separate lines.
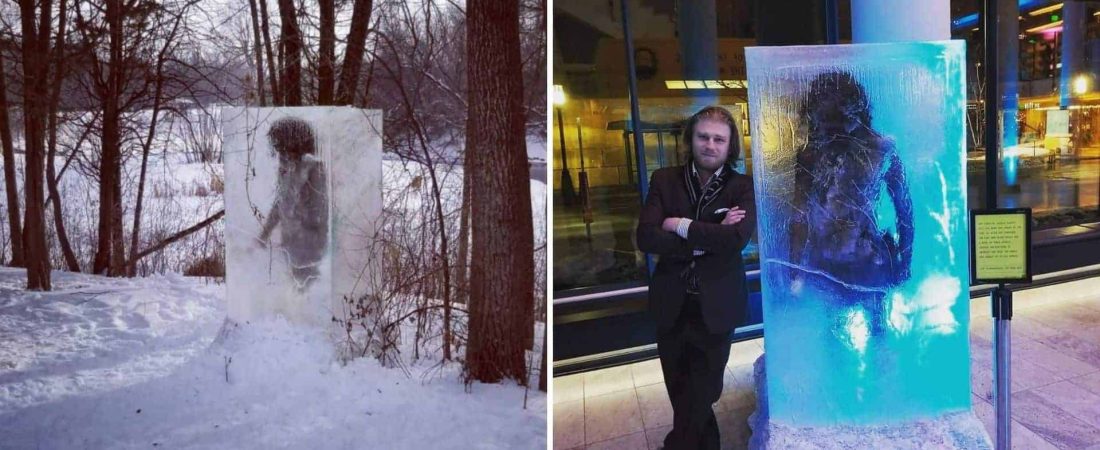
676, 218, 692, 239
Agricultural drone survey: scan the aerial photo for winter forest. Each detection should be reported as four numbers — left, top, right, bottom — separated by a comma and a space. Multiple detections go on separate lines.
0, 0, 547, 447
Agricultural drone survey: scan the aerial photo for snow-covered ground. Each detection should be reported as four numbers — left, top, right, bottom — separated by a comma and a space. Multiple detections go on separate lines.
0, 108, 549, 448
0, 268, 546, 449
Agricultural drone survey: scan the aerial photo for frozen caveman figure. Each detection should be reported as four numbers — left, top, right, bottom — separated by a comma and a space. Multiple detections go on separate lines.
788, 71, 914, 336
258, 117, 329, 290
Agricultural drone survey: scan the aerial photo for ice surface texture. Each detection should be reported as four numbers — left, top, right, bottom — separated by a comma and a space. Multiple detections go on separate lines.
222, 107, 382, 327
748, 355, 992, 449
746, 41, 971, 425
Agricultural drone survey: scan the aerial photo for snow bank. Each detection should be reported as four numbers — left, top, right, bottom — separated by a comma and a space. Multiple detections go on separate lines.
0, 269, 545, 449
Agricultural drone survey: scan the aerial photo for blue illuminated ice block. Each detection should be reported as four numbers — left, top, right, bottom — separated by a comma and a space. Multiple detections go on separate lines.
746, 41, 971, 427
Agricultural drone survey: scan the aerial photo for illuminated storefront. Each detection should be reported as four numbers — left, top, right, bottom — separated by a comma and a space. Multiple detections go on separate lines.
553, 0, 1100, 372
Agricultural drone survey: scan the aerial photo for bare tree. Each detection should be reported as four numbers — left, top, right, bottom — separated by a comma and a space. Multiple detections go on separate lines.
247, 0, 267, 106
317, 0, 335, 105
44, 0, 80, 272
464, 0, 533, 384
335, 0, 374, 105
80, 0, 128, 276
366, 0, 464, 360
127, 1, 190, 276
539, 328, 546, 391
520, 0, 547, 134
67, 0, 208, 276
259, 0, 280, 103
276, 0, 303, 106
0, 52, 24, 267
18, 0, 54, 289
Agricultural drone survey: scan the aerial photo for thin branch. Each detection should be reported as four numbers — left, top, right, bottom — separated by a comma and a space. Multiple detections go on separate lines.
124, 209, 224, 267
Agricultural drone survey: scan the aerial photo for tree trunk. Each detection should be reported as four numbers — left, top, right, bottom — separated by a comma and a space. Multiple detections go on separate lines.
539, 326, 547, 391
93, 0, 126, 277
464, 0, 533, 384
452, 155, 471, 358
247, 0, 267, 106
0, 52, 24, 267
456, 143, 471, 307
276, 0, 303, 106
358, 49, 377, 108
317, 0, 335, 105
109, 155, 125, 276
45, 0, 79, 272
19, 0, 54, 290
258, 0, 280, 104
335, 0, 373, 105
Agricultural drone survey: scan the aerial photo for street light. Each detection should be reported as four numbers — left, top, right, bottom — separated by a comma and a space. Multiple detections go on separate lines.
554, 84, 576, 206
553, 84, 566, 106
1073, 74, 1090, 95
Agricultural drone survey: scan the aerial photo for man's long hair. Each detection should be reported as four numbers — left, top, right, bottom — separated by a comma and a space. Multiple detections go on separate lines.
682, 105, 742, 168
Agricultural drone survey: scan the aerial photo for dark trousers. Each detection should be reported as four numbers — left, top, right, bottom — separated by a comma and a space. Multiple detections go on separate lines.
657, 294, 732, 450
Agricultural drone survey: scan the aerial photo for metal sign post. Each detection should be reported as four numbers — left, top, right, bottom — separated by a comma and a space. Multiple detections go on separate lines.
971, 208, 1032, 450
992, 284, 1012, 449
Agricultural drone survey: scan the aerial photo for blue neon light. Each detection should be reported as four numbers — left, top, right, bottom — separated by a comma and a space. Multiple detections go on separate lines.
951, 0, 1056, 31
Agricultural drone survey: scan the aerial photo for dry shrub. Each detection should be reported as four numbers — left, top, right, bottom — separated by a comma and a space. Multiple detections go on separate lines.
184, 253, 225, 277
209, 174, 224, 194
192, 180, 210, 197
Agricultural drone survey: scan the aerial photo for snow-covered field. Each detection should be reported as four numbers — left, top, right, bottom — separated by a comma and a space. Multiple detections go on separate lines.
0, 109, 549, 449
0, 267, 546, 449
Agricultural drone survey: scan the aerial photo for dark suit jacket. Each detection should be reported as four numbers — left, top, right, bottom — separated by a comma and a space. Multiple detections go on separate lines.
636, 166, 756, 335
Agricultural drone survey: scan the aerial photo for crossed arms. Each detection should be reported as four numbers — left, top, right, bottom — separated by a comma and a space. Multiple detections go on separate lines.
636, 173, 756, 258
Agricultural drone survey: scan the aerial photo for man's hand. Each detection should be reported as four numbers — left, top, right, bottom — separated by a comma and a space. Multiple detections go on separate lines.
662, 217, 681, 233
722, 207, 746, 225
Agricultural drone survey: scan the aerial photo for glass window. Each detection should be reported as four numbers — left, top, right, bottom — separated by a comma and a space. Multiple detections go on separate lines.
552, 2, 647, 291
552, 0, 762, 294
554, 0, 1100, 295
959, 1, 1100, 229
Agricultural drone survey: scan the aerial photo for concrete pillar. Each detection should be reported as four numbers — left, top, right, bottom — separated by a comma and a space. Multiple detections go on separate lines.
1061, 2, 1087, 108
678, 0, 719, 108
678, 0, 718, 81
851, 0, 949, 43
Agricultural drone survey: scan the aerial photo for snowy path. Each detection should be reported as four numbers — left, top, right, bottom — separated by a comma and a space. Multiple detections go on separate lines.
0, 269, 545, 449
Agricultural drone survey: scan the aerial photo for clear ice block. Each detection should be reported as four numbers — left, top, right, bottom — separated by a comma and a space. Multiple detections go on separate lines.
222, 107, 382, 327
746, 41, 970, 426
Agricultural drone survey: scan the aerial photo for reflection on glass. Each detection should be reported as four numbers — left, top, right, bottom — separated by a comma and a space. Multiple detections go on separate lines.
552, 0, 758, 293
961, 1, 1100, 228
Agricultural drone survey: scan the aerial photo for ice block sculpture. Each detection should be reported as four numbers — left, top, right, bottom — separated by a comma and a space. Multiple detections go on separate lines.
222, 107, 382, 327
746, 42, 970, 425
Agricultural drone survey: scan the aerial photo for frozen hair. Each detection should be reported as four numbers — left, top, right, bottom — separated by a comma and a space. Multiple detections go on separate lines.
800, 71, 872, 136
267, 116, 317, 160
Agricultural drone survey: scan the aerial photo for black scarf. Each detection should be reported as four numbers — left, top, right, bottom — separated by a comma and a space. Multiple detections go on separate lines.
680, 162, 731, 292
684, 162, 731, 219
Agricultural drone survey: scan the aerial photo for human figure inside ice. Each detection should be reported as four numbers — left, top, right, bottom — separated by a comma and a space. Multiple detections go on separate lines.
788, 71, 914, 334
258, 116, 329, 290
